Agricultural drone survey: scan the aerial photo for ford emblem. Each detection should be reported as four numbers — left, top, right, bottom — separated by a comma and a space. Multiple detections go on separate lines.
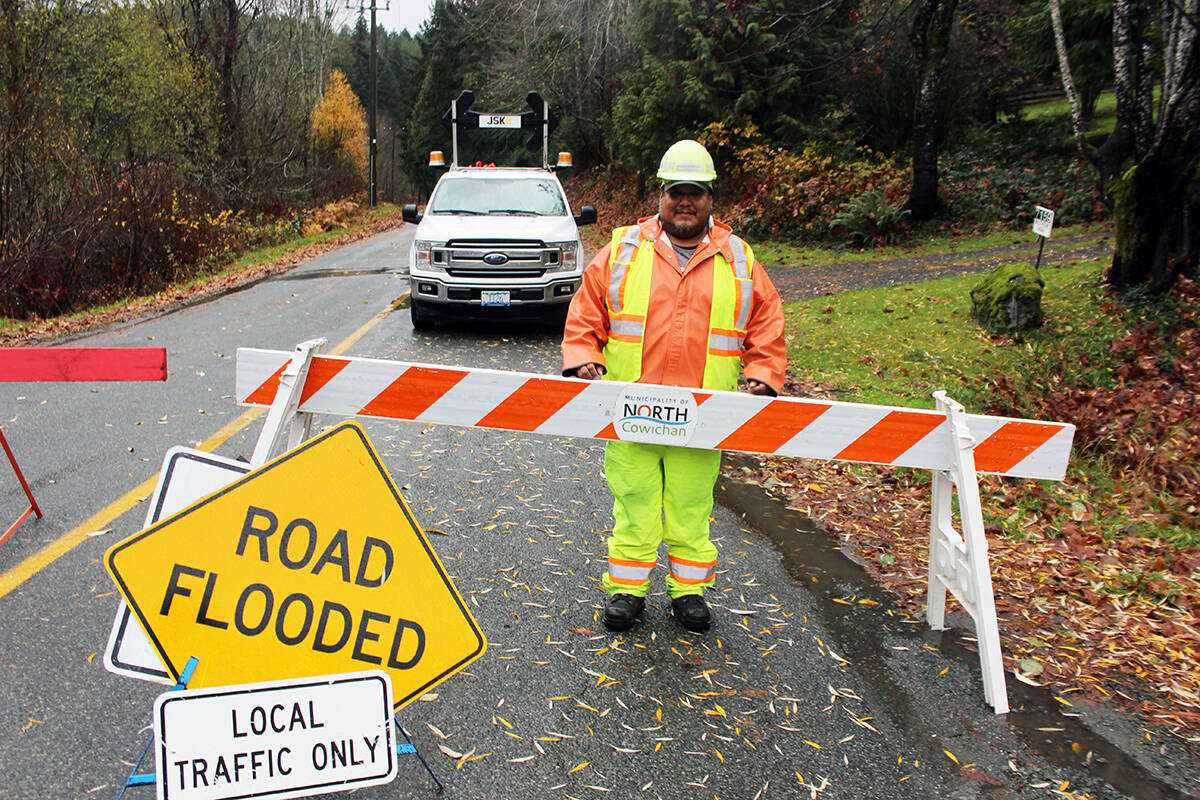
482, 252, 509, 266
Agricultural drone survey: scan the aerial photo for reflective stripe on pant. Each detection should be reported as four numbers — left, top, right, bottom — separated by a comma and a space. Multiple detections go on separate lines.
602, 440, 721, 598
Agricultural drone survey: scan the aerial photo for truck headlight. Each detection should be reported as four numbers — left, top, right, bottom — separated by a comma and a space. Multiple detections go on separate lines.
546, 241, 581, 273
413, 240, 442, 272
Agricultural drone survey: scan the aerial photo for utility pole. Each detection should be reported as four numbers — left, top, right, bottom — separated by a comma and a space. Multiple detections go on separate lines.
348, 0, 387, 206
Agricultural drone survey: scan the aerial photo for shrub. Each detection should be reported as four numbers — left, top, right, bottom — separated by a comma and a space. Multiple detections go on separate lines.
573, 117, 1107, 246
699, 120, 909, 241
829, 190, 911, 247
939, 125, 1105, 228
0, 166, 240, 319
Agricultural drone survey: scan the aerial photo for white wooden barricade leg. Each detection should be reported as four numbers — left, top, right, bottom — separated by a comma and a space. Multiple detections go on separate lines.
927, 391, 1009, 714
249, 338, 326, 466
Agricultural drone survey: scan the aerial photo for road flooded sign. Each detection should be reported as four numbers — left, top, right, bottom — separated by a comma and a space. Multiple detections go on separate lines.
153, 670, 396, 800
106, 422, 485, 708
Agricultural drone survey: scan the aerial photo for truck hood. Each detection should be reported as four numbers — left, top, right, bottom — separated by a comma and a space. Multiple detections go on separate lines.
414, 214, 581, 244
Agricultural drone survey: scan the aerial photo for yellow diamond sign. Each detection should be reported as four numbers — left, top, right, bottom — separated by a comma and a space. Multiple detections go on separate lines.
105, 422, 485, 708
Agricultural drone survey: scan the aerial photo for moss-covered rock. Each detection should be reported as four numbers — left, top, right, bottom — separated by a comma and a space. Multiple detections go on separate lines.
969, 262, 1045, 333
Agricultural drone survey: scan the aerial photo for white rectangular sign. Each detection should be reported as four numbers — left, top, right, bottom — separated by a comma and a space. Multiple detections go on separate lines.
153, 670, 396, 800
478, 114, 521, 129
1033, 205, 1055, 238
104, 448, 251, 684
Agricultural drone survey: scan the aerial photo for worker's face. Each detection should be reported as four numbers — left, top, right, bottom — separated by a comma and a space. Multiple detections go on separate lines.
659, 184, 712, 244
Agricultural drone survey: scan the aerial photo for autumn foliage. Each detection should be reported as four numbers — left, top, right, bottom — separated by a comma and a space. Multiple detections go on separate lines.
310, 69, 368, 200
739, 277, 1200, 729
991, 278, 1200, 500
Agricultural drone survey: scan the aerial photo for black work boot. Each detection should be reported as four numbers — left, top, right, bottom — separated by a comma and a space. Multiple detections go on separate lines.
603, 593, 645, 631
671, 594, 711, 632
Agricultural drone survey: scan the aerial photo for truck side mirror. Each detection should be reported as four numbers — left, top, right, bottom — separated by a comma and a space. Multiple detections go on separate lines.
574, 206, 597, 227
402, 204, 423, 224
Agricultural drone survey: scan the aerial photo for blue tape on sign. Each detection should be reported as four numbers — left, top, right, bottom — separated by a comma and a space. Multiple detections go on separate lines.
127, 774, 156, 786
397, 744, 417, 754
178, 656, 199, 687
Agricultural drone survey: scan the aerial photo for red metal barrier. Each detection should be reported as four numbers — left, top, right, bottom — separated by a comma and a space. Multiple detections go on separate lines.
1, 346, 167, 545
0, 346, 167, 382
0, 429, 41, 547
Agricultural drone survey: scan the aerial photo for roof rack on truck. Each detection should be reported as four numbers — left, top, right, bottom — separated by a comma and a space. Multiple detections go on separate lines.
439, 90, 566, 171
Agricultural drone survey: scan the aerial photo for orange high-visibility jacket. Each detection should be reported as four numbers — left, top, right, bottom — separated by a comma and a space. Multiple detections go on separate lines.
562, 215, 786, 392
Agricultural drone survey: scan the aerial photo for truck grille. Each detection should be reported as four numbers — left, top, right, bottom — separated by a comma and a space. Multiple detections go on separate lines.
432, 239, 561, 279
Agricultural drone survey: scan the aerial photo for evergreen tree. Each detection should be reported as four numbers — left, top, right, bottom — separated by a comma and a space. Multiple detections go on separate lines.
404, 0, 485, 195
610, 0, 846, 173
345, 13, 370, 104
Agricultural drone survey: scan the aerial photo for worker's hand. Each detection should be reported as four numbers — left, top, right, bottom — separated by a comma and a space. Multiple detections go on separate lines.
571, 362, 604, 380
745, 379, 775, 396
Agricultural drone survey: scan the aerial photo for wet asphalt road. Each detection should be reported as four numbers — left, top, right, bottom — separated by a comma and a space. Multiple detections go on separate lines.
0, 225, 1194, 800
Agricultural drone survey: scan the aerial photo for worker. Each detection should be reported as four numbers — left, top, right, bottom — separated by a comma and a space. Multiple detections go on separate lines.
561, 139, 786, 633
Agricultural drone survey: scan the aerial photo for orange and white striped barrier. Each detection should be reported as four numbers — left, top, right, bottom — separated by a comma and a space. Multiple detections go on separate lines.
235, 341, 1076, 714
235, 347, 1072, 481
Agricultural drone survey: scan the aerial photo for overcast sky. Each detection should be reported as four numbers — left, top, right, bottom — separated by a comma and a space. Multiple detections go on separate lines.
340, 0, 434, 36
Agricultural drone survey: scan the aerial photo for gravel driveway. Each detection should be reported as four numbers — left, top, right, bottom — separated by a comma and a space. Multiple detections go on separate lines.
769, 233, 1114, 301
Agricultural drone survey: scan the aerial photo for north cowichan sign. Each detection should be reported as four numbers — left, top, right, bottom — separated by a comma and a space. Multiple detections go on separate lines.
613, 385, 698, 445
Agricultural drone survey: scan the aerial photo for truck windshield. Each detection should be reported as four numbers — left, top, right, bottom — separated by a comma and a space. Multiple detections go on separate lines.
428, 176, 567, 216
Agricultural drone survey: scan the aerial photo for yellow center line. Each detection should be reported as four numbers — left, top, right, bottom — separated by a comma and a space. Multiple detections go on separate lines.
0, 292, 408, 603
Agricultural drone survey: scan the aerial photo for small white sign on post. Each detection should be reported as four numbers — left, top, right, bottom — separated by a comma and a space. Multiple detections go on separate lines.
1033, 205, 1055, 238
153, 670, 396, 800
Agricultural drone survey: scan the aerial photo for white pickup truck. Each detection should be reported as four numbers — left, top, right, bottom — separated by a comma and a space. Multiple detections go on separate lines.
402, 92, 596, 329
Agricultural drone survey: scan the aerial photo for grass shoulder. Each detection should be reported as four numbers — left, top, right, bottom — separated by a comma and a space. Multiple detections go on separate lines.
779, 256, 1117, 409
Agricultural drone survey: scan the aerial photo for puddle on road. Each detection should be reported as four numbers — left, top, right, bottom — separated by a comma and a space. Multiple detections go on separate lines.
272, 267, 401, 281
716, 472, 1193, 800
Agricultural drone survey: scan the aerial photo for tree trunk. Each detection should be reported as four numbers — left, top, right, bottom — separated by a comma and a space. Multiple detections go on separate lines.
1101, 0, 1199, 291
1108, 138, 1200, 291
907, 0, 958, 222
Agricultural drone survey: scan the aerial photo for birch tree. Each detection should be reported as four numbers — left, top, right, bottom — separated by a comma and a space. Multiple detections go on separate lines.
1048, 0, 1087, 147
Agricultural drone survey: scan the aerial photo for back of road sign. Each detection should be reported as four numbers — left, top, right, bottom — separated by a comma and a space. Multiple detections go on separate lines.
105, 448, 252, 684
105, 422, 486, 708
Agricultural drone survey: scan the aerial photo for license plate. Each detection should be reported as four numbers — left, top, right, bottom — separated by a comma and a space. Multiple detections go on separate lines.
481, 291, 510, 307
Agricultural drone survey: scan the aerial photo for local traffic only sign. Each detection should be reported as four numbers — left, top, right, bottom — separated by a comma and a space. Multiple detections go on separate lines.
105, 421, 486, 708
154, 670, 395, 800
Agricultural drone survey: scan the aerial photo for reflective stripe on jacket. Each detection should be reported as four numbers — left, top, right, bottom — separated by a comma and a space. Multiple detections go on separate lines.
602, 225, 755, 391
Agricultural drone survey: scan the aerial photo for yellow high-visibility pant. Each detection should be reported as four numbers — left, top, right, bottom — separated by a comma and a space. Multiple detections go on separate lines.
602, 441, 721, 598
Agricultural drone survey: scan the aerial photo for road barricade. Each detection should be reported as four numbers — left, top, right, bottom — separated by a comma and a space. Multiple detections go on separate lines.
0, 346, 167, 545
235, 340, 1076, 714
